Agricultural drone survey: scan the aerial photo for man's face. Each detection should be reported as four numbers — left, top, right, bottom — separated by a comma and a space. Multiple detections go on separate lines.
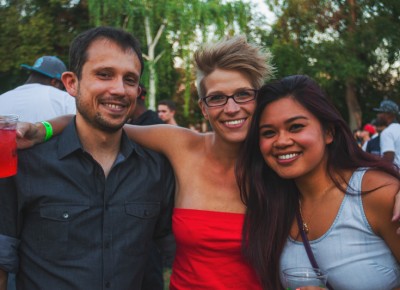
68, 39, 142, 133
157, 105, 175, 123
376, 112, 391, 126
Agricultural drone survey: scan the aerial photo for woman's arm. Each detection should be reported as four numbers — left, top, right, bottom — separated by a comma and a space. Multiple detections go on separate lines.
362, 170, 400, 261
16, 115, 74, 149
122, 124, 199, 155
17, 114, 200, 157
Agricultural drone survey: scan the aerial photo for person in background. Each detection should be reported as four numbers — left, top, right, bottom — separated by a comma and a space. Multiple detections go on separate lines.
359, 123, 376, 151
373, 99, 400, 167
0, 26, 174, 290
364, 118, 387, 156
157, 99, 178, 125
128, 85, 164, 126
0, 56, 76, 122
236, 75, 400, 290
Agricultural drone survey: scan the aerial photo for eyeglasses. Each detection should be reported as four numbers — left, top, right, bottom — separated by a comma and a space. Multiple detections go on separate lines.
201, 89, 258, 107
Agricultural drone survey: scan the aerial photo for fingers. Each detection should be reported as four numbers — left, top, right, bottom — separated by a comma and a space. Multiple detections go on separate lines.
392, 191, 400, 222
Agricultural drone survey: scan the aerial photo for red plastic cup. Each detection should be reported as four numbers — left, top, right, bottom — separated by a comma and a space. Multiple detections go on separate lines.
0, 115, 19, 178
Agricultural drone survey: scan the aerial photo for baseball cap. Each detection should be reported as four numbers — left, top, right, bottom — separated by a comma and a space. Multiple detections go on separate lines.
373, 99, 399, 115
363, 124, 376, 135
21, 56, 67, 80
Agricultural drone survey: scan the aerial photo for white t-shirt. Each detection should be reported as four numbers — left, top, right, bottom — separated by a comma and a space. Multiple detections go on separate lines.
380, 122, 400, 167
0, 83, 76, 122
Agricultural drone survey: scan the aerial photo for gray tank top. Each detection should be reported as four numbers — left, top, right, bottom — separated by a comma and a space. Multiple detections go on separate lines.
280, 168, 400, 290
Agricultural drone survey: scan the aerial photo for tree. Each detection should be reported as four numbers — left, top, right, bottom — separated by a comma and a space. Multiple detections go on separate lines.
0, 0, 89, 93
265, 0, 400, 129
87, 0, 253, 118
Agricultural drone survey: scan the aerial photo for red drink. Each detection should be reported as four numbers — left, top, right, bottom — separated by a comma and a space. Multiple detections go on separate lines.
0, 127, 18, 178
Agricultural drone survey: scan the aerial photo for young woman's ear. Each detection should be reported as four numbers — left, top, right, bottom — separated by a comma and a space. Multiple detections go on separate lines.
325, 125, 335, 145
198, 99, 209, 120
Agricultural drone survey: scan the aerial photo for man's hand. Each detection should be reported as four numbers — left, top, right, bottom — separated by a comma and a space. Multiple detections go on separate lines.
16, 122, 45, 149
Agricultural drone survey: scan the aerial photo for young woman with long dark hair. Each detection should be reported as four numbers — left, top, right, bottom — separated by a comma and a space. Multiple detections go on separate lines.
237, 75, 400, 290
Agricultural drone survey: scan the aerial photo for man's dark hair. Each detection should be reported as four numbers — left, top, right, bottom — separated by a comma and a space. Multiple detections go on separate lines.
69, 26, 144, 79
158, 99, 176, 111
25, 71, 53, 86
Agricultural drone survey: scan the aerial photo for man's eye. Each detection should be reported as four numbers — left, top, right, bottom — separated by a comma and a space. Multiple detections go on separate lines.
125, 78, 137, 85
97, 72, 111, 78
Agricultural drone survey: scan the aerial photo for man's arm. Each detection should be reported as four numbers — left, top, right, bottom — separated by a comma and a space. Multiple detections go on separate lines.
0, 269, 6, 290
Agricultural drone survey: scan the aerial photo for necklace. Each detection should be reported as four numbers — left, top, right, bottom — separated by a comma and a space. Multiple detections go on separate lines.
298, 199, 309, 234
298, 184, 336, 235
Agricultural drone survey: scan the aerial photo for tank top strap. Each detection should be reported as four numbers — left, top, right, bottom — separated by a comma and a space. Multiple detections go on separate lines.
346, 167, 368, 195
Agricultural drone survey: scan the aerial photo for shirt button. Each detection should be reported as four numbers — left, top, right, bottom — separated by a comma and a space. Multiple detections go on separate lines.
62, 212, 69, 219
105, 282, 111, 288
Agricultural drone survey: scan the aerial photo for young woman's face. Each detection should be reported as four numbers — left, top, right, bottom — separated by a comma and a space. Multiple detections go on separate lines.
258, 96, 333, 180
199, 69, 255, 144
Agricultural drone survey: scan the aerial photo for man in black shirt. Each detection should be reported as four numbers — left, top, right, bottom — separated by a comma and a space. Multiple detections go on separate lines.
128, 85, 164, 126
0, 27, 174, 290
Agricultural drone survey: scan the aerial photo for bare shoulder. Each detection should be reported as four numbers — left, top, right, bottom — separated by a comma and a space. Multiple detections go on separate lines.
362, 169, 400, 235
362, 169, 399, 196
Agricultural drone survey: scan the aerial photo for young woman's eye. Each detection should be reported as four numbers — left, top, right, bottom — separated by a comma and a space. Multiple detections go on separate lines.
290, 124, 304, 131
260, 129, 275, 138
209, 95, 226, 101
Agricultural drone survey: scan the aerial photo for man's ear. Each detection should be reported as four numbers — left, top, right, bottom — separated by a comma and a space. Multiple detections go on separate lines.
61, 72, 78, 97
198, 99, 209, 120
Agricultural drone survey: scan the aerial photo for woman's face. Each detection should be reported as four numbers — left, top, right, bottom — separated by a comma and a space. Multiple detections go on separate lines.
199, 69, 255, 144
258, 96, 333, 180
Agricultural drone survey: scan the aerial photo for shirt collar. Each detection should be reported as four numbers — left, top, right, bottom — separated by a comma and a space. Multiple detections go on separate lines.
57, 118, 146, 160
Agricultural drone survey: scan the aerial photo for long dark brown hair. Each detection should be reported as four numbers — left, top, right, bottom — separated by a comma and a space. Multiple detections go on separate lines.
236, 75, 399, 290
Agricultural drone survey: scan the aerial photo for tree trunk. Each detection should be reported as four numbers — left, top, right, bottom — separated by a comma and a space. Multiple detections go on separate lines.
345, 78, 362, 130
345, 0, 361, 130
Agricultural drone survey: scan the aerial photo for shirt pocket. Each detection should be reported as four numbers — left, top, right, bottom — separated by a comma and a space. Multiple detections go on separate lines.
30, 204, 90, 260
123, 202, 160, 255
125, 202, 160, 219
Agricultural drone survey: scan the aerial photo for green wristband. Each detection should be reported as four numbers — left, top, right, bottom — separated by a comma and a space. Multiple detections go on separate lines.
41, 121, 53, 142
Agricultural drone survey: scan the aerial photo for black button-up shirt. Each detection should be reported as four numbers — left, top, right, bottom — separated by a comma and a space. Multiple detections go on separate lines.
0, 119, 175, 290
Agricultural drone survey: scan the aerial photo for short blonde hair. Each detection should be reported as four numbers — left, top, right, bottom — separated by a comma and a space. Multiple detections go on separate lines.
194, 35, 274, 98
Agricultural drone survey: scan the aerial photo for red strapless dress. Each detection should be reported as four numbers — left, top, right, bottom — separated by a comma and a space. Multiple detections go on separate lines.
169, 208, 262, 289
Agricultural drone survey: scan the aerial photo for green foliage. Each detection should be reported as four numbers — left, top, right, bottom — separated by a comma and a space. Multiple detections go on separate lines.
0, 0, 89, 93
266, 0, 400, 127
4, 0, 397, 129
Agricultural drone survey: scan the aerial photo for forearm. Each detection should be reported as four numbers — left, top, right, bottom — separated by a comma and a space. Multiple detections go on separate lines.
0, 269, 7, 290
17, 115, 74, 149
41, 115, 74, 142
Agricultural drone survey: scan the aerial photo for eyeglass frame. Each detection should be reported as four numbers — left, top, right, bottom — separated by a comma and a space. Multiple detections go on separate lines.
201, 89, 258, 107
